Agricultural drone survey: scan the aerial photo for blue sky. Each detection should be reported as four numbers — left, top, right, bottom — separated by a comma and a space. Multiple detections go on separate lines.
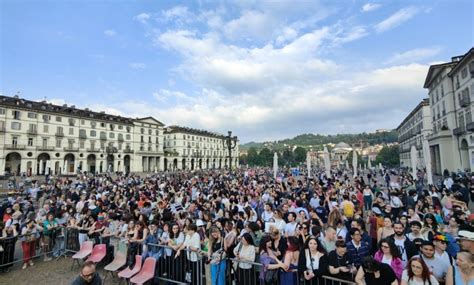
1, 0, 473, 143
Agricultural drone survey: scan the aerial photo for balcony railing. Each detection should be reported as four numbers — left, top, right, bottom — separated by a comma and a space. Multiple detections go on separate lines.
27, 129, 37, 135
100, 135, 107, 141
453, 126, 466, 136
106, 146, 117, 154
123, 148, 134, 153
36, 146, 55, 151
467, 122, 474, 132
460, 96, 470, 107
5, 144, 26, 150
0, 127, 5, 132
55, 132, 64, 137
86, 148, 100, 152
118, 136, 124, 142
63, 147, 79, 152
79, 133, 87, 139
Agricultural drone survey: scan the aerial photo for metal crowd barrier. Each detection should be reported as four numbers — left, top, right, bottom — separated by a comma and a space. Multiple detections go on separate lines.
144, 243, 356, 285
0, 225, 74, 271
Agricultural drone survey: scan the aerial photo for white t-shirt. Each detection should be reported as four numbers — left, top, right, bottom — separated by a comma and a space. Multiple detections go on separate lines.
381, 255, 392, 265
184, 232, 201, 262
284, 222, 297, 236
401, 269, 439, 285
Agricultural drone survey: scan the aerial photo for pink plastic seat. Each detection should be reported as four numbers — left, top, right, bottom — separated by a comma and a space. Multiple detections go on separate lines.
118, 255, 142, 280
71, 241, 93, 270
130, 257, 156, 285
86, 244, 107, 263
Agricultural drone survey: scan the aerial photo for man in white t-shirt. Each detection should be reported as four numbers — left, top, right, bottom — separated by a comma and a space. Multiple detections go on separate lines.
415, 241, 452, 283
284, 212, 298, 237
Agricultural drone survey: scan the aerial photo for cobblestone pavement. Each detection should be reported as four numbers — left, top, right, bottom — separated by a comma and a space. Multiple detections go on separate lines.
0, 257, 108, 285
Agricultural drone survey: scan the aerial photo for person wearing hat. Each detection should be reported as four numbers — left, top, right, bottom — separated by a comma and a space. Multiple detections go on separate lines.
415, 240, 453, 284
433, 233, 455, 268
457, 230, 474, 254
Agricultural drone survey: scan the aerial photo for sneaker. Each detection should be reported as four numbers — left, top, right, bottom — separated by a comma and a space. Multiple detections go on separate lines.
43, 257, 52, 262
29, 261, 34, 266
22, 263, 28, 270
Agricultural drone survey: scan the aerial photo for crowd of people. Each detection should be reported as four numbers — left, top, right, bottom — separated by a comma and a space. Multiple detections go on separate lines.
0, 166, 473, 285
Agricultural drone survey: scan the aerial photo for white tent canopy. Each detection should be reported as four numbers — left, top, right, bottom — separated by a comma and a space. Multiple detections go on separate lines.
306, 152, 311, 178
323, 146, 331, 177
410, 145, 418, 180
352, 150, 358, 177
422, 140, 433, 185
273, 152, 278, 179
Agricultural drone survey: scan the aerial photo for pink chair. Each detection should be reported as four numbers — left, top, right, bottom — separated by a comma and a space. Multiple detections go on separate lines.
130, 257, 156, 285
86, 244, 107, 263
118, 255, 142, 284
104, 242, 128, 282
71, 241, 93, 270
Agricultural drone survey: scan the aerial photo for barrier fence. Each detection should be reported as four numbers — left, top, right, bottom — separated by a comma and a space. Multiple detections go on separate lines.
1, 232, 356, 285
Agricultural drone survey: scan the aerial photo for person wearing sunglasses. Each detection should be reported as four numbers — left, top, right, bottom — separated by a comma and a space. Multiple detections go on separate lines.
71, 261, 102, 285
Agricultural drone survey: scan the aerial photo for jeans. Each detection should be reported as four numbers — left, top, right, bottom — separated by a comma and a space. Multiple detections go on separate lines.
363, 196, 372, 211
210, 261, 226, 285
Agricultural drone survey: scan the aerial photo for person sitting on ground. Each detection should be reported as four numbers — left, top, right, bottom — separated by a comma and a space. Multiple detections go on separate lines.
71, 261, 102, 285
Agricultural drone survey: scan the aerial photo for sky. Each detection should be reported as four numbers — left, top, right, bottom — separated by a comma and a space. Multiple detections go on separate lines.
1, 0, 473, 143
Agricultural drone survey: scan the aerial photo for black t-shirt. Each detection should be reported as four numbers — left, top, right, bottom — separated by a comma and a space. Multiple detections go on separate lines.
328, 250, 353, 280
363, 263, 397, 285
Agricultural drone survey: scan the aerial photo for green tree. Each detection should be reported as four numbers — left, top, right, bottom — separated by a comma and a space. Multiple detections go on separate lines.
247, 147, 259, 166
375, 145, 400, 167
293, 146, 307, 164
239, 154, 248, 166
259, 148, 273, 167
281, 149, 294, 167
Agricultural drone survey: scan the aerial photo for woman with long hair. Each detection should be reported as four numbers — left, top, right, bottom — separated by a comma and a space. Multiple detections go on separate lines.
166, 223, 185, 281
377, 216, 395, 242
233, 233, 256, 285
259, 235, 287, 285
280, 236, 300, 285
208, 227, 226, 285
298, 236, 328, 285
421, 214, 438, 241
374, 238, 404, 280
401, 256, 439, 285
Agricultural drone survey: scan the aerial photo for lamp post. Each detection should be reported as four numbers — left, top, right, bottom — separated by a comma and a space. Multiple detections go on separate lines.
223, 131, 238, 169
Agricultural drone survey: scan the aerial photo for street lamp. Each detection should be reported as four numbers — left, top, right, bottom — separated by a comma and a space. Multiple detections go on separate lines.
223, 131, 238, 169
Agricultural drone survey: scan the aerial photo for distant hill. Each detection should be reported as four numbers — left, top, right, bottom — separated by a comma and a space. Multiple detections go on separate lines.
240, 130, 397, 150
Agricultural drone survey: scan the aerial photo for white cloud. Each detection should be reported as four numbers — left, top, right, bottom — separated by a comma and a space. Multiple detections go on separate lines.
129, 62, 147, 69
104, 29, 117, 37
385, 47, 442, 65
134, 13, 151, 24
362, 3, 381, 12
153, 89, 194, 103
162, 6, 192, 24
375, 7, 420, 33
222, 10, 276, 41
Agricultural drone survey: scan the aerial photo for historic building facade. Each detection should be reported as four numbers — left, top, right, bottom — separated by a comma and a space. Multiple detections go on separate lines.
0, 95, 238, 175
423, 48, 474, 174
163, 126, 239, 171
396, 99, 432, 168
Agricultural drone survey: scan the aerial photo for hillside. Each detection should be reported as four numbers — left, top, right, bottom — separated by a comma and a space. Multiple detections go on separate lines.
240, 130, 397, 150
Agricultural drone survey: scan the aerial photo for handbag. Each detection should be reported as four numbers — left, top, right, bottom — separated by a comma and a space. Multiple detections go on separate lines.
210, 241, 226, 264
264, 268, 278, 283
